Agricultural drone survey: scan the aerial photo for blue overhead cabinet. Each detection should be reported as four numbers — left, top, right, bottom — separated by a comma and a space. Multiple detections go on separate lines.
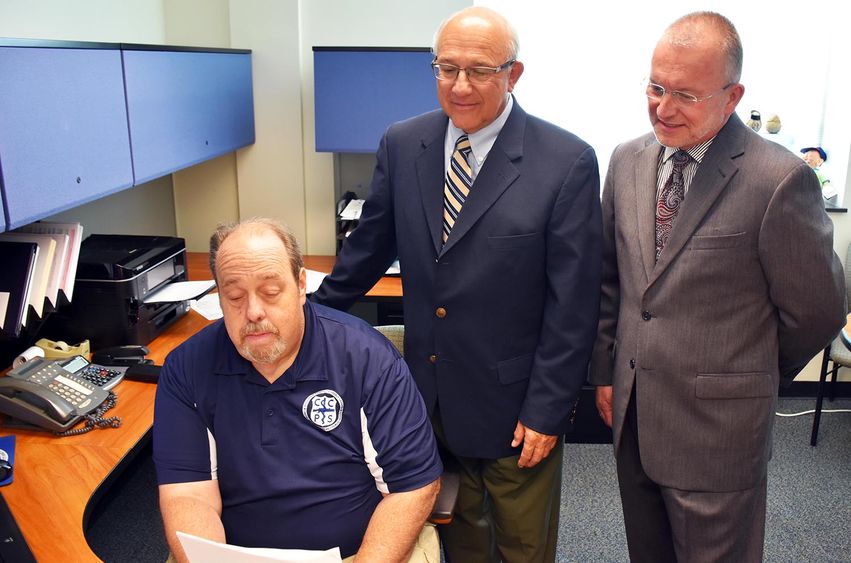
122, 46, 255, 185
313, 48, 439, 153
0, 42, 134, 230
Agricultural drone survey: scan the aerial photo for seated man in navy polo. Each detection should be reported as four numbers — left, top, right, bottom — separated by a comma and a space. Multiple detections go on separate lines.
153, 217, 442, 562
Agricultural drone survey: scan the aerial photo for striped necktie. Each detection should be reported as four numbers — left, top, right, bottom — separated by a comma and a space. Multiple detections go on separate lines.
442, 135, 473, 243
655, 149, 690, 260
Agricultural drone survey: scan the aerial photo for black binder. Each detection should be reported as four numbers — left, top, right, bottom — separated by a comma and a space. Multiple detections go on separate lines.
0, 241, 38, 337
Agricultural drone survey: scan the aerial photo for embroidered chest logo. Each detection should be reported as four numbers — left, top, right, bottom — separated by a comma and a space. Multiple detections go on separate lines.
302, 390, 344, 431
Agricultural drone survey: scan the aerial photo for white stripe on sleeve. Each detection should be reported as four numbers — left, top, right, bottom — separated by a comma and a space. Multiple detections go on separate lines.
360, 408, 389, 494
207, 428, 218, 480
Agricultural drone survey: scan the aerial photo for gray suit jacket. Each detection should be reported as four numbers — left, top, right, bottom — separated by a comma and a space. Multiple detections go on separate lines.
589, 115, 845, 492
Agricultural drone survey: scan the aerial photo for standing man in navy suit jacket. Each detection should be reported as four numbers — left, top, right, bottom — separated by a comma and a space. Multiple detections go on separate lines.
312, 7, 601, 562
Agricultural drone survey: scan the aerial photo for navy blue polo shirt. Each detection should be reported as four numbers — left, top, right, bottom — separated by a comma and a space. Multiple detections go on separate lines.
153, 301, 442, 557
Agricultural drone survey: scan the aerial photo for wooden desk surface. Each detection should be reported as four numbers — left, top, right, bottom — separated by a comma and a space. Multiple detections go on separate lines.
0, 253, 396, 562
305, 255, 402, 299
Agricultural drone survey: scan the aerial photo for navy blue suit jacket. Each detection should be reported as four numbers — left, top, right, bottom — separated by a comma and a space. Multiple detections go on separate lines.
313, 101, 602, 458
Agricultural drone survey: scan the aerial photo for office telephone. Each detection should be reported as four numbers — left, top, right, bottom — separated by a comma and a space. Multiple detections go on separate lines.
0, 355, 123, 434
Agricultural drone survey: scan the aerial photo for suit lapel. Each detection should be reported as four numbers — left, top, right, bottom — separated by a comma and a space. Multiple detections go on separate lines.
440, 103, 525, 256
415, 115, 450, 256
635, 139, 662, 282
649, 115, 745, 285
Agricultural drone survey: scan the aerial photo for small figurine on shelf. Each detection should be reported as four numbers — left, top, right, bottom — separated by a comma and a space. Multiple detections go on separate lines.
800, 146, 836, 202
746, 110, 761, 132
765, 114, 781, 134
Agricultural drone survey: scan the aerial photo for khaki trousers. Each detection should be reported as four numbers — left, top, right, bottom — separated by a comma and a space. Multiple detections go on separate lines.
342, 523, 439, 562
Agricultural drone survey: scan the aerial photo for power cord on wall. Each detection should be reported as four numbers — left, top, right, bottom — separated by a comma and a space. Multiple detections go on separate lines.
775, 408, 851, 417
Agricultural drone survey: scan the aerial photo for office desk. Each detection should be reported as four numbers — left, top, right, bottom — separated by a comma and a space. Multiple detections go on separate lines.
0, 253, 395, 562
306, 255, 402, 299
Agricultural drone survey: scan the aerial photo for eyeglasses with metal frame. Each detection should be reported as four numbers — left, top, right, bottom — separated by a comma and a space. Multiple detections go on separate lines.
431, 59, 516, 83
645, 80, 734, 105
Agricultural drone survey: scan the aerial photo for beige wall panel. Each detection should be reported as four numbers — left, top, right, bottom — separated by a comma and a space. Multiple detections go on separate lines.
172, 154, 240, 251
228, 0, 306, 244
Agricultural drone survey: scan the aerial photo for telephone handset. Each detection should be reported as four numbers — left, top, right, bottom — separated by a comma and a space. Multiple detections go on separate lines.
0, 356, 123, 434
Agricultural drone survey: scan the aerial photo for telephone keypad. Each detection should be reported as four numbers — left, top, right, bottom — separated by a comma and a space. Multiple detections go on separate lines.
77, 365, 122, 390
27, 369, 96, 409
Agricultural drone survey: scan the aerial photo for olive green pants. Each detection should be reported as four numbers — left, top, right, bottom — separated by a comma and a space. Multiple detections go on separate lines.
434, 417, 563, 563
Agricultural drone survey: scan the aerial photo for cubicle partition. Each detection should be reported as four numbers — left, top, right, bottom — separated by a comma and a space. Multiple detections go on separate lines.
313, 47, 438, 154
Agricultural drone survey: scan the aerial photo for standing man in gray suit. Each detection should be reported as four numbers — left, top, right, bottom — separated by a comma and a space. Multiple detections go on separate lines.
590, 11, 845, 563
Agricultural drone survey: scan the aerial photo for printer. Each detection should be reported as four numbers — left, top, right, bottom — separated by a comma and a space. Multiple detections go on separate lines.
44, 234, 190, 348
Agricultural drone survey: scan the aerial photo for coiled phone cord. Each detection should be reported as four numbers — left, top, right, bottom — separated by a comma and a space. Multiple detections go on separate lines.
54, 392, 122, 436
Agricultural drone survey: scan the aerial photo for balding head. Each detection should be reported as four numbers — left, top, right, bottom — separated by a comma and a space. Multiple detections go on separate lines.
430, 6, 524, 134
661, 11, 743, 83
210, 217, 303, 284
433, 6, 519, 62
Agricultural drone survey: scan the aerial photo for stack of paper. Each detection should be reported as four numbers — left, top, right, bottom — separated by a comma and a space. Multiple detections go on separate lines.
0, 232, 57, 318
0, 221, 83, 336
18, 221, 83, 303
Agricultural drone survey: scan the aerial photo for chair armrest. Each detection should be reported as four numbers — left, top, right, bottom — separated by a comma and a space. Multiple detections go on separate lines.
429, 470, 460, 525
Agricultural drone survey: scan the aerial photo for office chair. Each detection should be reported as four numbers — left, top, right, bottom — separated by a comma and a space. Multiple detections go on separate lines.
810, 243, 851, 446
373, 325, 460, 525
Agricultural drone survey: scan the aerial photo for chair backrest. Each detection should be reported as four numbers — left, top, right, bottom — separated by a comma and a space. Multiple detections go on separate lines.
373, 324, 459, 523
374, 325, 404, 356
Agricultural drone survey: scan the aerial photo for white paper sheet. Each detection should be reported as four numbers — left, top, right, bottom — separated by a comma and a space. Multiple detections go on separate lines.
338, 199, 364, 220
190, 292, 223, 320
385, 259, 400, 275
183, 270, 327, 319
0, 292, 9, 329
143, 280, 216, 304
306, 269, 327, 294
177, 532, 342, 563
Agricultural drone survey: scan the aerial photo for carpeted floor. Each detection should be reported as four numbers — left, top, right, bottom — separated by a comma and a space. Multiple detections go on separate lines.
86, 397, 851, 562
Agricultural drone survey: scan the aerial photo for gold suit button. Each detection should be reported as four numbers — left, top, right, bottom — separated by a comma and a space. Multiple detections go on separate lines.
435, 307, 447, 318
429, 355, 438, 364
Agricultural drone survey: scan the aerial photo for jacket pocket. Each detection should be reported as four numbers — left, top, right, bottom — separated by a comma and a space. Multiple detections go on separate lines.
487, 232, 542, 250
695, 372, 774, 399
688, 232, 746, 250
497, 354, 534, 385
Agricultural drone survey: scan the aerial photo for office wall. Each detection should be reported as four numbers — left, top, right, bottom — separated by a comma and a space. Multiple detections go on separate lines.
229, 0, 304, 248
0, 0, 164, 42
298, 0, 471, 255
165, 0, 305, 253
0, 0, 178, 238
163, 0, 240, 251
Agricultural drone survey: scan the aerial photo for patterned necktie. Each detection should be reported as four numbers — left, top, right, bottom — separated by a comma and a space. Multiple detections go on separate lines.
655, 150, 690, 260
442, 135, 473, 243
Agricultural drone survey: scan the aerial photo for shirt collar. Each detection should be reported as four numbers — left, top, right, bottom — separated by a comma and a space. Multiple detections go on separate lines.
447, 94, 513, 166
662, 137, 715, 164
214, 301, 328, 389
